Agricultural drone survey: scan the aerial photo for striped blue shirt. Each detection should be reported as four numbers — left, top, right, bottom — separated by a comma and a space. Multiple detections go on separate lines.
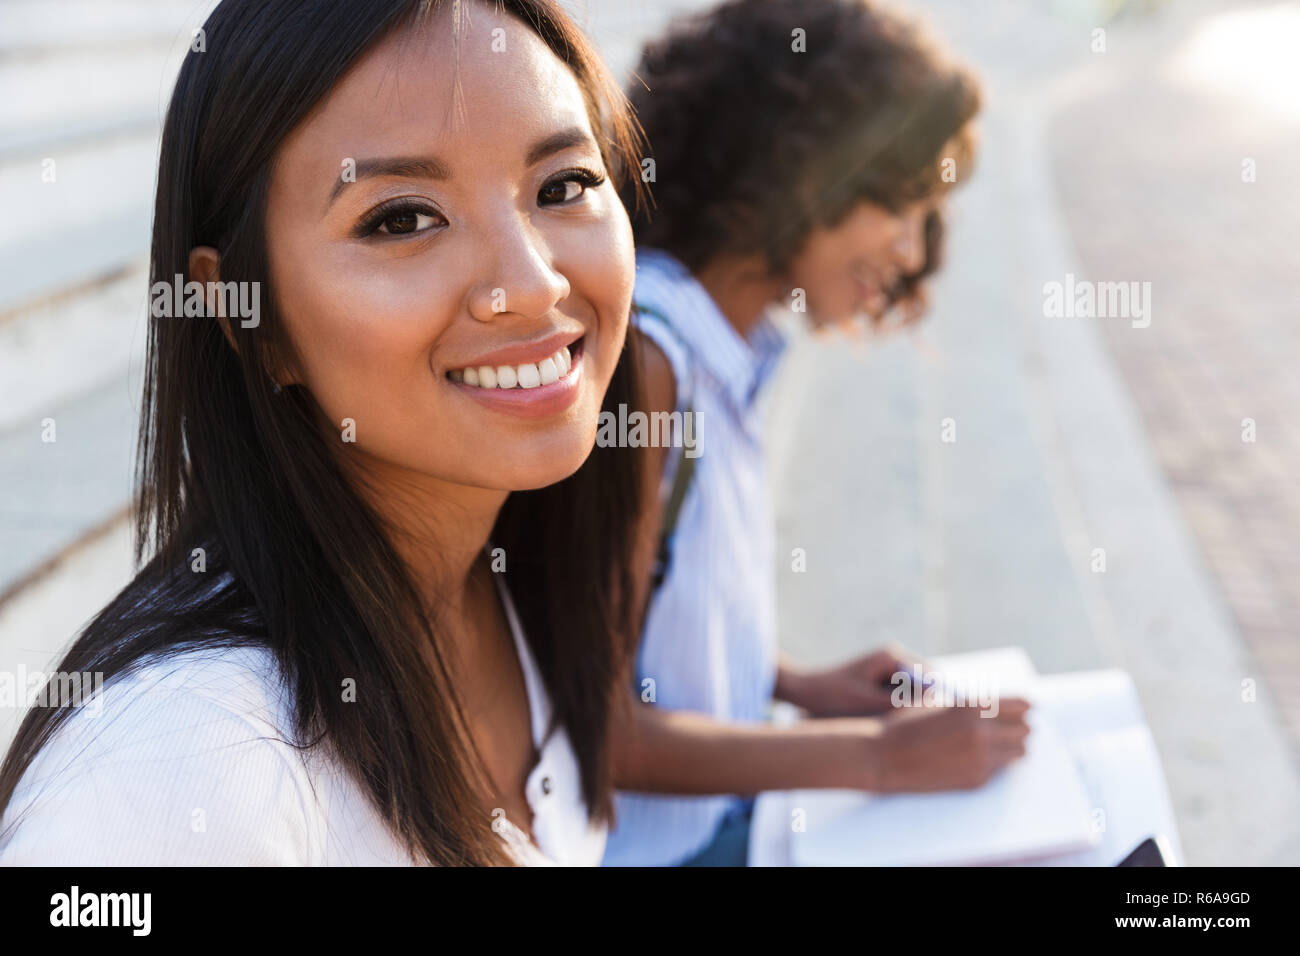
602, 248, 787, 866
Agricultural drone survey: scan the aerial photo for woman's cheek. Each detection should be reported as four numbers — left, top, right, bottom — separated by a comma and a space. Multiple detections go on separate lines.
325, 262, 451, 361
611, 203, 637, 300
564, 215, 634, 381
287, 289, 435, 433
599, 208, 637, 337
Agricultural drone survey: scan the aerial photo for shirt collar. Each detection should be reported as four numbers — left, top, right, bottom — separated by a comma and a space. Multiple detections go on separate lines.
633, 248, 787, 412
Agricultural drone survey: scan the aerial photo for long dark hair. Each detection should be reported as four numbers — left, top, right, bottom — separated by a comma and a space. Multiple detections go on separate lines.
0, 0, 646, 866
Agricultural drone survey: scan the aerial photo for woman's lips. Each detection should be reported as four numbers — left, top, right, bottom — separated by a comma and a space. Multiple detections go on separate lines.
448, 339, 585, 419
448, 329, 582, 372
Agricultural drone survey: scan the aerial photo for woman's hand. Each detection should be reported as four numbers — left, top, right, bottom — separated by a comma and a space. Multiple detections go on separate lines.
842, 698, 1033, 792
778, 645, 923, 717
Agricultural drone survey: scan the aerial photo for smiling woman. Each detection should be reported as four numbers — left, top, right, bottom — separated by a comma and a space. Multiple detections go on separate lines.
0, 0, 647, 866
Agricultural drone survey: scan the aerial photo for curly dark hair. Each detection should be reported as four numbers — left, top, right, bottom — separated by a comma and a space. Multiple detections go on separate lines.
622, 0, 981, 278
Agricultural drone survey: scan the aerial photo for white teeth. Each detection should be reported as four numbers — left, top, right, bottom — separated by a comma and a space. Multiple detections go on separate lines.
452, 344, 576, 389
538, 357, 559, 386
517, 363, 541, 388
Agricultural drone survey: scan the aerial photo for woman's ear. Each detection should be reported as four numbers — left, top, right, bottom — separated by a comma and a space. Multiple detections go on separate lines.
188, 246, 298, 390
188, 246, 237, 351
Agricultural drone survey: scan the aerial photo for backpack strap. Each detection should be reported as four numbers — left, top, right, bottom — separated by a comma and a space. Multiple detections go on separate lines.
633, 302, 698, 595
651, 435, 697, 592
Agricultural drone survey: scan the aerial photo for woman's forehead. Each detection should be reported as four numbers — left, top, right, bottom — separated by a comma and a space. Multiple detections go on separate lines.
278, 5, 593, 173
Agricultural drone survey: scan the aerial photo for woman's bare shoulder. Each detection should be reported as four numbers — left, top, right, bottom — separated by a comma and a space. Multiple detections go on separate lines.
634, 328, 678, 417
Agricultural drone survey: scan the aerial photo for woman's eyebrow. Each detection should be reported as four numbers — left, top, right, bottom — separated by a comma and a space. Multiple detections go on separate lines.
328, 156, 450, 205
326, 128, 594, 207
525, 127, 597, 166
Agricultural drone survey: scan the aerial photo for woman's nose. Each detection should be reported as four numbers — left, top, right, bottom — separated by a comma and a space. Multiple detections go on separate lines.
893, 209, 928, 275
466, 217, 570, 322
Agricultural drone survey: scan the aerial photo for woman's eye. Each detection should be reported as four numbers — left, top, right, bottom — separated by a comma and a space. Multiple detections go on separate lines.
375, 208, 440, 236
538, 169, 605, 206
357, 202, 445, 239
539, 180, 583, 205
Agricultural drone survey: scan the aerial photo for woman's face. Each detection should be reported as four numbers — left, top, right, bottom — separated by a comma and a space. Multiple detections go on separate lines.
783, 197, 936, 329
263, 4, 635, 492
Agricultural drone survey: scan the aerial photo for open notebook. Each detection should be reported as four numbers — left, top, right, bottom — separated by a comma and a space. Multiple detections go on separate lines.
787, 647, 1103, 866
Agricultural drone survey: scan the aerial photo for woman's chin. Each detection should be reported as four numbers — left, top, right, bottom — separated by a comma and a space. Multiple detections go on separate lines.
490, 430, 601, 492
807, 309, 858, 333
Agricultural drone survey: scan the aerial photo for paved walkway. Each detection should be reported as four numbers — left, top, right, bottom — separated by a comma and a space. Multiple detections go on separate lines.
1048, 0, 1300, 748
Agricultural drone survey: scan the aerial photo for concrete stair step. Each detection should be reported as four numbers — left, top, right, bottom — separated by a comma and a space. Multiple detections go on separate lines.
0, 375, 138, 600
